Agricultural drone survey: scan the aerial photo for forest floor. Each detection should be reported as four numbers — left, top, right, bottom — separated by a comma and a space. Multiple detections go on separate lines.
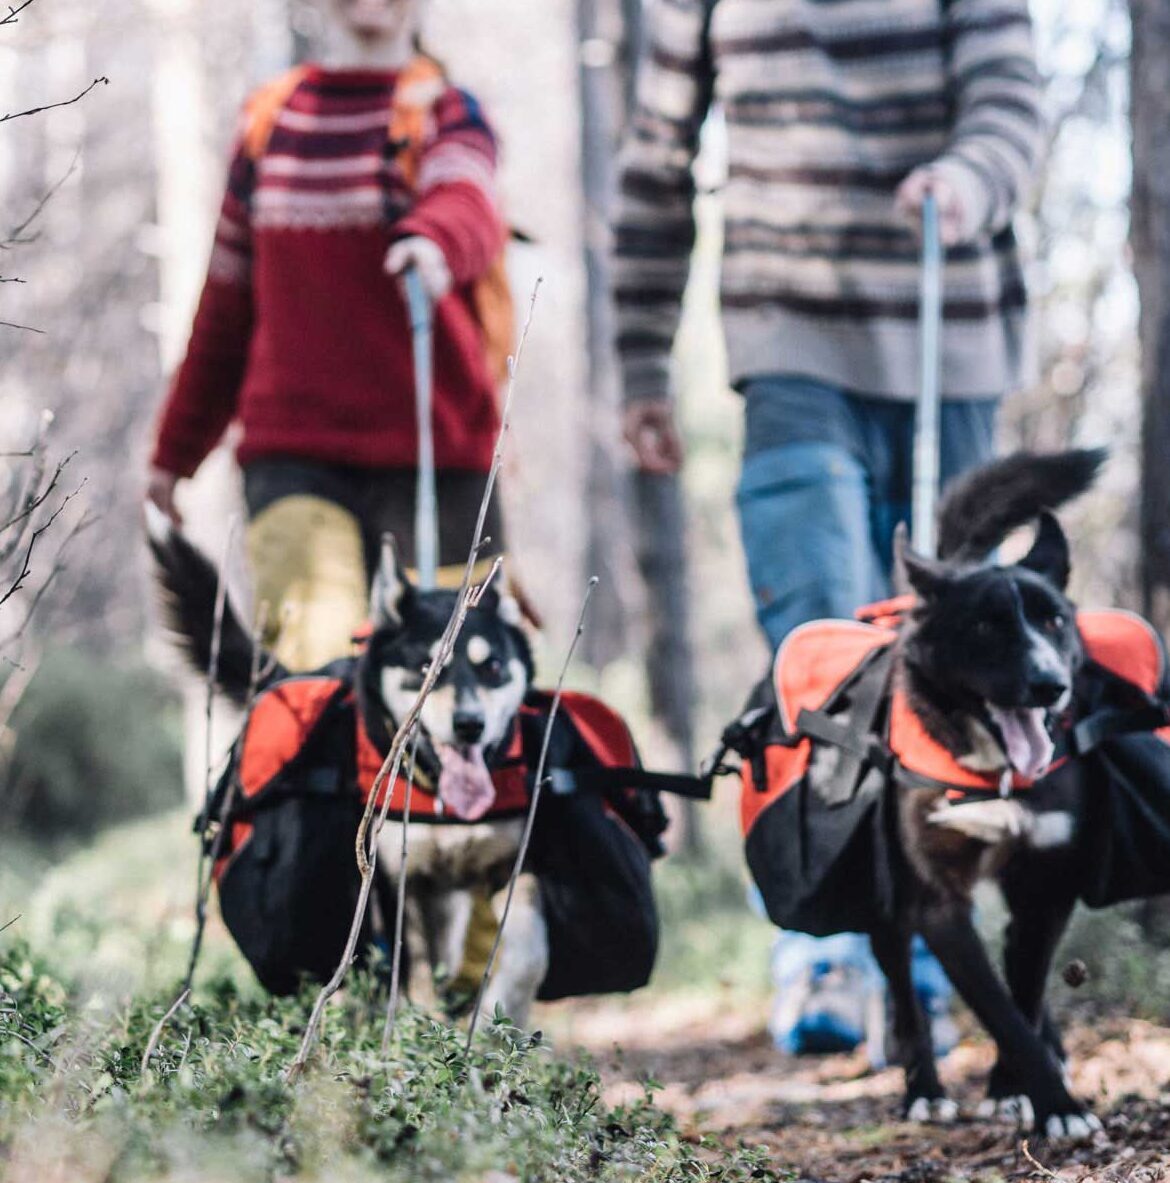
549, 995, 1170, 1182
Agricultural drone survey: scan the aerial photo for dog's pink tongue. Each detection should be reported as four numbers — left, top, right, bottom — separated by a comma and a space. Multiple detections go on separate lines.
437, 744, 496, 821
988, 706, 1054, 780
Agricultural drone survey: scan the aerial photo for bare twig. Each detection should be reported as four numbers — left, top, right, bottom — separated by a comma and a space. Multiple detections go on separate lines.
287, 279, 542, 1083
381, 726, 423, 1052
0, 320, 44, 333
0, 76, 107, 125
184, 591, 264, 996
1020, 1140, 1060, 1180
0, 478, 86, 610
465, 577, 598, 1052
138, 989, 190, 1079
4, 150, 81, 248
0, 914, 20, 935
0, 2, 37, 27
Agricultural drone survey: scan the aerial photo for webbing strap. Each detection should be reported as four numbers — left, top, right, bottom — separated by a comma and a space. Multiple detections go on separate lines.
544, 766, 713, 801
795, 646, 895, 806
1071, 703, 1170, 755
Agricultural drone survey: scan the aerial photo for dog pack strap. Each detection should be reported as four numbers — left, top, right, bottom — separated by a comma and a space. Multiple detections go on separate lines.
544, 765, 713, 801
1071, 702, 1170, 755
796, 646, 895, 806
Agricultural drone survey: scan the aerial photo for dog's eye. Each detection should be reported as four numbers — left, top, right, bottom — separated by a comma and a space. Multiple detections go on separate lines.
480, 657, 504, 682
1044, 614, 1066, 634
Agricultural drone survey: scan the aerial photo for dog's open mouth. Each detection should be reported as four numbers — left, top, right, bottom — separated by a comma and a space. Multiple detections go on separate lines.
436, 743, 496, 821
986, 705, 1055, 780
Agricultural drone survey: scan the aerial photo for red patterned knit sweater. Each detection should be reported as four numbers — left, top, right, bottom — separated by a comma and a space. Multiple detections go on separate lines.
151, 66, 505, 478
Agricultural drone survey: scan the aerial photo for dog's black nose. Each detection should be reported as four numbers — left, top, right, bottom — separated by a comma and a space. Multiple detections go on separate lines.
453, 710, 485, 745
1027, 675, 1068, 708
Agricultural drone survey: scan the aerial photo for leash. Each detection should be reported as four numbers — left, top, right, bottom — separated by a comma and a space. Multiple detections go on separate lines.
405, 266, 439, 590
911, 191, 943, 557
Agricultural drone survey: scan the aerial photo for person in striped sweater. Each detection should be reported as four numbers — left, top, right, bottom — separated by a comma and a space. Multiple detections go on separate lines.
147, 0, 508, 672
613, 0, 1042, 1064
613, 0, 1043, 649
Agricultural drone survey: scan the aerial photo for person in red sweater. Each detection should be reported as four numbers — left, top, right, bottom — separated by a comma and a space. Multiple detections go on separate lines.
147, 0, 508, 669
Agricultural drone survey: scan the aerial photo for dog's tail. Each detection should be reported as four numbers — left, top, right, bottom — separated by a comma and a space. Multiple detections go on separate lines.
936, 448, 1106, 563
145, 502, 273, 705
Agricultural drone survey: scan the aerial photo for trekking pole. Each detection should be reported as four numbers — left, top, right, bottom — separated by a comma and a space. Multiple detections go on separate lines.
405, 266, 439, 590
911, 191, 943, 557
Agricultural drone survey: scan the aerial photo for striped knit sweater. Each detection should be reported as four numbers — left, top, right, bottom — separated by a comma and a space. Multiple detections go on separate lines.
152, 66, 503, 479
612, 0, 1044, 404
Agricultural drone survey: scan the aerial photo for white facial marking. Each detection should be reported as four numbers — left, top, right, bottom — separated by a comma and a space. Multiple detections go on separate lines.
466, 635, 492, 666
477, 658, 528, 748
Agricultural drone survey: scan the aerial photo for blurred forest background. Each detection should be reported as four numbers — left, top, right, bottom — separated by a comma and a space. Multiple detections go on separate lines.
1, 0, 1169, 999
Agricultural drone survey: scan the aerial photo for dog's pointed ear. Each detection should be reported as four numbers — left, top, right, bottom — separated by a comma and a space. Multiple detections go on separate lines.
474, 569, 524, 629
1018, 511, 1071, 590
369, 535, 413, 627
895, 522, 952, 600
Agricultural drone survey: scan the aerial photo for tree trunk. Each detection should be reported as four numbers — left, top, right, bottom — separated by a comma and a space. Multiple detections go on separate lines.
576, 0, 702, 855
1130, 0, 1170, 941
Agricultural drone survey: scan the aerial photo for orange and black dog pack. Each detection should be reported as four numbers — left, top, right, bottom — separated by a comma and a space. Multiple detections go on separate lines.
200, 654, 677, 997
724, 602, 1170, 937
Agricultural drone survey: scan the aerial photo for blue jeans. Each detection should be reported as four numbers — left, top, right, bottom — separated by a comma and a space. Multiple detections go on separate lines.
736, 375, 997, 649
737, 374, 996, 1058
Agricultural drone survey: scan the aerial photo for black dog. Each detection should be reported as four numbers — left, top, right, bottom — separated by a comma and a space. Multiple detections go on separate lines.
868, 448, 1108, 1138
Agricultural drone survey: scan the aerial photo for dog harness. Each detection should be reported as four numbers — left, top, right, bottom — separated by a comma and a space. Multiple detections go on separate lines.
207, 657, 711, 882
721, 602, 1170, 936
737, 606, 1170, 839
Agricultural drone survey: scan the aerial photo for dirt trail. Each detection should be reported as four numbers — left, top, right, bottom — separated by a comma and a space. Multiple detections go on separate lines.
548, 998, 1170, 1181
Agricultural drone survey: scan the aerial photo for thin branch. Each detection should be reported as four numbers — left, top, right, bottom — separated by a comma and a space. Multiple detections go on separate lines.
0, 76, 107, 125
1020, 1140, 1060, 1180
465, 576, 598, 1052
0, 2, 37, 26
185, 586, 261, 997
0, 914, 20, 935
288, 278, 542, 1084
138, 989, 190, 1079
5, 150, 81, 247
0, 479, 86, 610
0, 320, 44, 334
381, 725, 423, 1052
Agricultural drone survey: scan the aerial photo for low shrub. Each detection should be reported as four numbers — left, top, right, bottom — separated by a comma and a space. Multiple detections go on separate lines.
0, 941, 788, 1181
1, 649, 184, 846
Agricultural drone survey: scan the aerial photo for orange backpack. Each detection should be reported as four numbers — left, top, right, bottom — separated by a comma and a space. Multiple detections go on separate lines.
241, 57, 515, 387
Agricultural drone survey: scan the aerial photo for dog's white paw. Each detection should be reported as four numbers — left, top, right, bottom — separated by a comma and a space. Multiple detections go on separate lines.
927, 798, 1030, 843
1043, 1112, 1102, 1142
976, 1094, 1035, 1128
907, 1096, 960, 1124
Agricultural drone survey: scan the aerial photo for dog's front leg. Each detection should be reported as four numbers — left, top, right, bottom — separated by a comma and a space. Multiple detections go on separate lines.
918, 897, 1100, 1140
982, 871, 1076, 1123
480, 873, 548, 1029
870, 924, 954, 1122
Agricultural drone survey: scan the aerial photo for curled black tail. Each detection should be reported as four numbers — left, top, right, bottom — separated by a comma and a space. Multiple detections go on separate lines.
145, 504, 267, 704
937, 447, 1106, 563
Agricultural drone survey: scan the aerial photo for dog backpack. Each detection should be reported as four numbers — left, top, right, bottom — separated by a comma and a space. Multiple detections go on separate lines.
201, 662, 677, 997
724, 605, 1170, 937
241, 57, 515, 387
1055, 610, 1170, 908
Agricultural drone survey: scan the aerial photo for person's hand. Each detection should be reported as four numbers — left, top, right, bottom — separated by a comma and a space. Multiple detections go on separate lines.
146, 466, 183, 527
384, 235, 453, 302
895, 168, 968, 246
622, 399, 684, 475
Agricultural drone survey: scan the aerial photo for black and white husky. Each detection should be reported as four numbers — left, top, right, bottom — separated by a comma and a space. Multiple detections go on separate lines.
147, 506, 548, 1024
